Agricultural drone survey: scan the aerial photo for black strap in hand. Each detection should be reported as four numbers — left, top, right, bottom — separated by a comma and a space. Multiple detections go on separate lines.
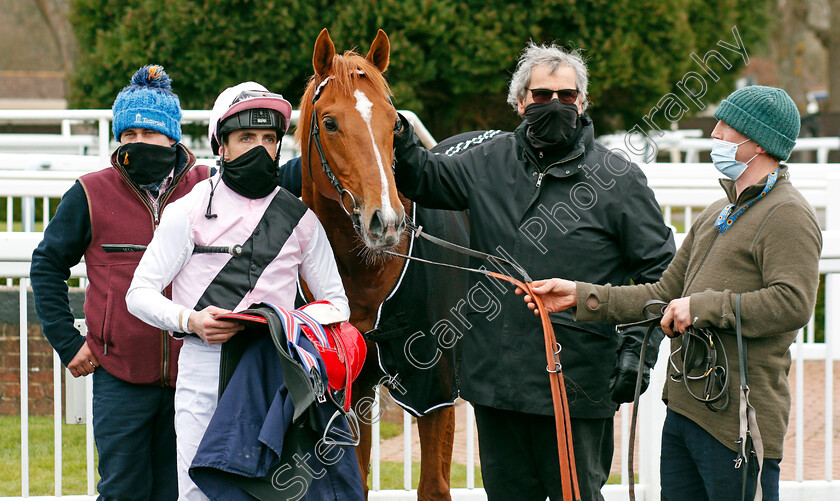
616, 300, 667, 501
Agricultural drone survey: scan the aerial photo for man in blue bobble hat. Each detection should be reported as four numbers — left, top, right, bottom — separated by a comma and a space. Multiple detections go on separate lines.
31, 65, 211, 500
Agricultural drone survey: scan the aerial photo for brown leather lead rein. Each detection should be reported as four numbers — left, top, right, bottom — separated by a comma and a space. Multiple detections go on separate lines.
383, 231, 580, 500
488, 272, 581, 501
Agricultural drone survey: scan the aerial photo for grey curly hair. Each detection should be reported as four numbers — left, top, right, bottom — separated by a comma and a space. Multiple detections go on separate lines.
507, 41, 589, 113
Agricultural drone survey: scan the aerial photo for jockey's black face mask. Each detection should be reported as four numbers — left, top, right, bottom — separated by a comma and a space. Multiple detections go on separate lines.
117, 142, 177, 186
524, 100, 581, 151
221, 145, 279, 199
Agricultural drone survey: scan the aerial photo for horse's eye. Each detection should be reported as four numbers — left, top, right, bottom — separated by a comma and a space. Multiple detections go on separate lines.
393, 118, 402, 133
323, 117, 338, 132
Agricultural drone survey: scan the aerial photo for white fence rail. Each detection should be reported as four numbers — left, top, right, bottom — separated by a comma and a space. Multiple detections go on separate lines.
598, 130, 840, 165
3, 228, 840, 500
0, 109, 437, 169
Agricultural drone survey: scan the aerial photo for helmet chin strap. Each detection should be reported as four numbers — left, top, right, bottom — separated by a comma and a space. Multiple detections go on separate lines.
205, 159, 220, 219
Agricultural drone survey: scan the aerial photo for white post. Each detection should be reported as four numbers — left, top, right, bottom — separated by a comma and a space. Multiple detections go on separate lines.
827, 175, 840, 359
372, 389, 381, 491
6, 197, 12, 232
466, 401, 475, 489
638, 339, 671, 501
20, 277, 29, 496
43, 197, 50, 228
825, 275, 835, 481
620, 403, 630, 486
98, 117, 110, 169
795, 327, 804, 481
403, 410, 411, 490
86, 360, 95, 494
53, 350, 63, 494
818, 148, 829, 165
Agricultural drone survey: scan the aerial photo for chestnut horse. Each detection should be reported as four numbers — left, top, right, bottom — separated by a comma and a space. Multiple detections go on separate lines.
295, 29, 457, 500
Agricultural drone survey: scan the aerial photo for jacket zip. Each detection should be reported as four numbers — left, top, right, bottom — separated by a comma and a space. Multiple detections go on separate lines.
526, 149, 584, 207
110, 148, 195, 386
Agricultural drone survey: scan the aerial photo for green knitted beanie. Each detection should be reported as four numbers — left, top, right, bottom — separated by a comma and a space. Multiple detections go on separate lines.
714, 85, 800, 161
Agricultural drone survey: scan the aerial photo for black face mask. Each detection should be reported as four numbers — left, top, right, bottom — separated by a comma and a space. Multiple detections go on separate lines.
524, 100, 581, 151
117, 142, 177, 186
221, 145, 278, 199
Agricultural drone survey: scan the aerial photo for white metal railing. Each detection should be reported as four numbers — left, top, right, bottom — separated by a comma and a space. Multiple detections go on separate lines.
0, 109, 437, 167
2, 162, 837, 236
4, 234, 840, 499
598, 131, 839, 165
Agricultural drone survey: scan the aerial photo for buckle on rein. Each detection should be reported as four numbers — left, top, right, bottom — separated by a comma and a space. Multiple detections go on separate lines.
312, 369, 327, 404
546, 342, 562, 373
733, 431, 755, 470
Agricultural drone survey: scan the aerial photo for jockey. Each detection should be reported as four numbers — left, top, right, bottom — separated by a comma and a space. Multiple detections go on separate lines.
126, 82, 352, 501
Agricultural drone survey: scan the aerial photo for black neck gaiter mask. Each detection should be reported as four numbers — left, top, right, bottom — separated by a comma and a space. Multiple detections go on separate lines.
118, 142, 177, 186
524, 100, 581, 151
221, 145, 278, 199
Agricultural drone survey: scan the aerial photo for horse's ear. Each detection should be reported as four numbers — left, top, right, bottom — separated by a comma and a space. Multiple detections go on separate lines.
365, 29, 390, 73
313, 28, 335, 77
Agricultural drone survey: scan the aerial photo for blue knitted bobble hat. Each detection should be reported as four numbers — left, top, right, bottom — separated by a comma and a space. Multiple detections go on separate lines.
111, 65, 182, 143
713, 85, 800, 161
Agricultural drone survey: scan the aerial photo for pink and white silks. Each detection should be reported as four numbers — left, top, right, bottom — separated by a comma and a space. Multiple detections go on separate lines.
127, 176, 349, 501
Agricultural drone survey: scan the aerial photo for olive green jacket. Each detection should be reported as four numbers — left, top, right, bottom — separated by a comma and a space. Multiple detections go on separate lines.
575, 165, 821, 458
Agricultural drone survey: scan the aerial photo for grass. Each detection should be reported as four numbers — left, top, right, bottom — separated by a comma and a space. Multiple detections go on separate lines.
0, 416, 99, 496
368, 464, 629, 490
371, 461, 483, 489
378, 420, 402, 440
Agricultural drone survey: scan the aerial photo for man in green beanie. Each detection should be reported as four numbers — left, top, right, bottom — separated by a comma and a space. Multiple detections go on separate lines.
520, 85, 821, 500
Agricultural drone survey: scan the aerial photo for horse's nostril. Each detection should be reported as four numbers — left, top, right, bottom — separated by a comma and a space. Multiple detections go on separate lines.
369, 210, 386, 238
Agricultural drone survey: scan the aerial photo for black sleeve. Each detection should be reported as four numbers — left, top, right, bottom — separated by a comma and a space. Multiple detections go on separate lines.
609, 164, 676, 385
278, 156, 302, 197
393, 114, 479, 211
618, 166, 676, 284
30, 182, 91, 366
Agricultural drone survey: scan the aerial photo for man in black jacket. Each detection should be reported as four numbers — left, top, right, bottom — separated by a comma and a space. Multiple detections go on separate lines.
393, 42, 675, 501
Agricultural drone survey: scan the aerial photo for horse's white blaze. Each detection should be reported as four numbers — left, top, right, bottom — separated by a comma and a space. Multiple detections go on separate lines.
354, 89, 397, 226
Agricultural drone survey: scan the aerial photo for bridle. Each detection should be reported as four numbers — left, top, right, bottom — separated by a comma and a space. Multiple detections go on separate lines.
305, 74, 362, 232
669, 326, 730, 411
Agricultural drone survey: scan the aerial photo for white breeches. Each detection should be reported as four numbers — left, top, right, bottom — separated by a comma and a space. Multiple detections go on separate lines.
174, 337, 220, 501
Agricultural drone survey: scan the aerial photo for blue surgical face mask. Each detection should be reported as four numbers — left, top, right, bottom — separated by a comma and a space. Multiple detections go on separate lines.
710, 138, 759, 180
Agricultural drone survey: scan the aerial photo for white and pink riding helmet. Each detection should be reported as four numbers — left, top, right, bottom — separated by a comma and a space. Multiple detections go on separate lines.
208, 82, 293, 155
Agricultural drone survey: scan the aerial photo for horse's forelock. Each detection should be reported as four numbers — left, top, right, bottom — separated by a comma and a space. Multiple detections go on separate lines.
329, 51, 392, 99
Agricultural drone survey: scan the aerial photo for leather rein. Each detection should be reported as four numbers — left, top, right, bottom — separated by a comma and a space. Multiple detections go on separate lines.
306, 72, 379, 234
